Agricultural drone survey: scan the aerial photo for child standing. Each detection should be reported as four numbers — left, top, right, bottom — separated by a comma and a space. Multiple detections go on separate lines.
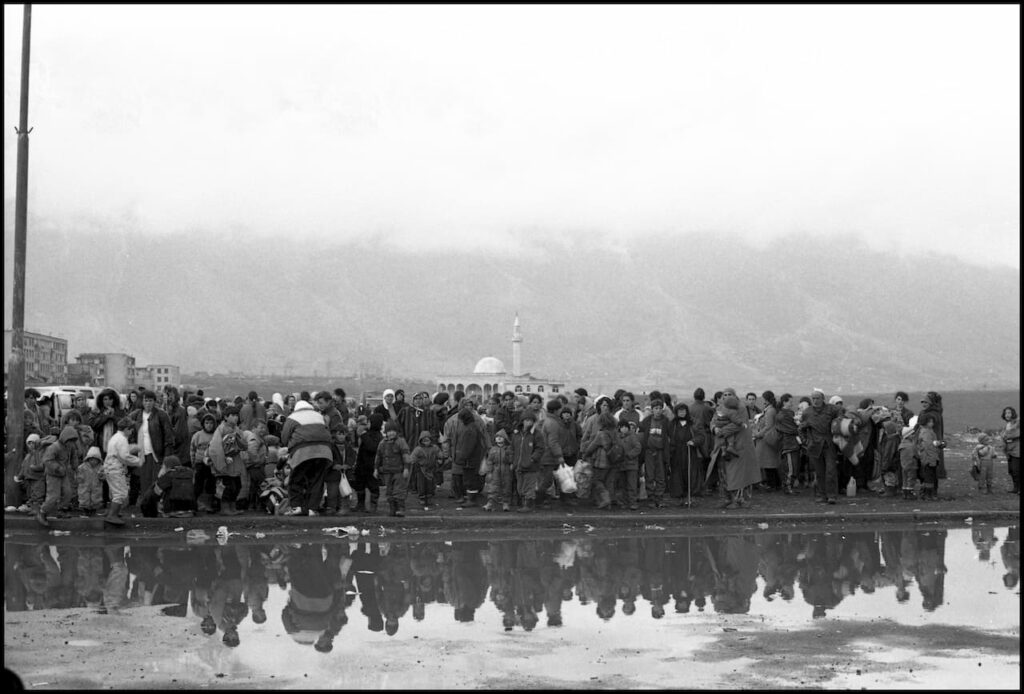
513, 412, 542, 512
16, 433, 47, 514
972, 434, 998, 494
77, 446, 105, 516
36, 425, 80, 528
410, 430, 439, 511
103, 417, 142, 526
483, 429, 514, 512
375, 422, 411, 517
617, 420, 643, 511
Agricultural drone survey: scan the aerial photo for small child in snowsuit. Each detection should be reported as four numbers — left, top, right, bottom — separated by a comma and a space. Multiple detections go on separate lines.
711, 399, 741, 460
375, 422, 411, 517
37, 425, 80, 527
617, 420, 643, 510
972, 434, 998, 494
76, 446, 105, 516
16, 433, 48, 513
410, 430, 439, 511
483, 429, 514, 512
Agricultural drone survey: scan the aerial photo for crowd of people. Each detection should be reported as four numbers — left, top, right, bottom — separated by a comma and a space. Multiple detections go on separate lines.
7, 383, 1022, 526
5, 527, 1020, 647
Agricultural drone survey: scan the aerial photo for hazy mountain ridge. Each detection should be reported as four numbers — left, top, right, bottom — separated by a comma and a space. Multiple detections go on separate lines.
4, 215, 1019, 391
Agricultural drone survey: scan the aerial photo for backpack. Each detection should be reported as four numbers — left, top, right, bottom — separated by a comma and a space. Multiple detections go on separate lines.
168, 466, 196, 502
608, 439, 625, 466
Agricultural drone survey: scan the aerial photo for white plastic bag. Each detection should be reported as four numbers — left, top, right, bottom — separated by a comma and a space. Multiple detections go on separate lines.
555, 463, 578, 494
339, 474, 354, 498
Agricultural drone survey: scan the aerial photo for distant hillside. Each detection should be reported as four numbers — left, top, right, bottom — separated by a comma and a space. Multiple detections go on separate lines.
4, 218, 1019, 392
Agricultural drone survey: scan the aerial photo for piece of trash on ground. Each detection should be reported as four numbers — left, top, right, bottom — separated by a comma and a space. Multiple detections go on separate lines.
964, 517, 973, 524
255, 532, 266, 539
173, 527, 184, 532
50, 530, 71, 536
757, 522, 769, 530
186, 529, 210, 544
644, 524, 666, 530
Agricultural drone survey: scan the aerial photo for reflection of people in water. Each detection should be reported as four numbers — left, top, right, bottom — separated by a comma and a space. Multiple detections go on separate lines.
102, 544, 130, 613
913, 530, 947, 612
708, 536, 759, 615
376, 544, 413, 636
640, 537, 669, 619
350, 541, 384, 633
76, 546, 107, 610
539, 540, 569, 627
209, 546, 249, 647
282, 543, 340, 648
1001, 526, 1019, 589
486, 542, 517, 630
878, 531, 912, 602
799, 534, 844, 618
191, 545, 221, 635
442, 541, 488, 623
409, 542, 444, 623
971, 527, 998, 562
314, 544, 352, 653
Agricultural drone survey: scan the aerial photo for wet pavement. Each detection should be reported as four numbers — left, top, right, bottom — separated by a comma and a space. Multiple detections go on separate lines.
4, 523, 1019, 689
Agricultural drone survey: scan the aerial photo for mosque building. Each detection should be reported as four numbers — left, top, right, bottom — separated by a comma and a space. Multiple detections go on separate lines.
436, 314, 565, 401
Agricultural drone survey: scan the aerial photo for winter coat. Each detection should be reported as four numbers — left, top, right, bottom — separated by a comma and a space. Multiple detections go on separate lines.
208, 422, 245, 478
558, 418, 582, 458
753, 404, 780, 470
21, 447, 46, 481
583, 429, 614, 470
774, 407, 799, 454
239, 401, 267, 431
512, 428, 543, 472
190, 428, 215, 467
1002, 418, 1020, 458
797, 402, 843, 459
918, 397, 946, 478
166, 403, 192, 462
375, 436, 411, 474
712, 396, 762, 492
916, 427, 939, 468
43, 427, 79, 477
90, 393, 125, 454
129, 407, 175, 463
104, 430, 140, 475
411, 443, 439, 475
280, 402, 335, 468
538, 412, 565, 467
618, 431, 642, 471
399, 406, 439, 452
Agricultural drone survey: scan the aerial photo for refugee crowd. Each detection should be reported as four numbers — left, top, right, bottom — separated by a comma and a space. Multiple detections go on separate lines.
7, 384, 1022, 527
5, 527, 1020, 646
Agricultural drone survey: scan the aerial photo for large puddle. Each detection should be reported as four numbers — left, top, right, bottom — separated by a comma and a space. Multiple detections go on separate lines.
4, 524, 1020, 689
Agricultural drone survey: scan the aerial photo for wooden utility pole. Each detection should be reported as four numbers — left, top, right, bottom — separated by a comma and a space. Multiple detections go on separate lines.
6, 4, 32, 493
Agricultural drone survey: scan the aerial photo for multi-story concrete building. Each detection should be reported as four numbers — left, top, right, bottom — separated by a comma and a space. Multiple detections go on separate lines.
72, 353, 137, 391
137, 364, 181, 392
4, 330, 68, 386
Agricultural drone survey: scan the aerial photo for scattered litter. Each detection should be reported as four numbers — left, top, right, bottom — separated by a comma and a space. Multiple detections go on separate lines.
215, 526, 234, 545
757, 522, 769, 530
722, 627, 738, 632
361, 529, 370, 536
964, 517, 973, 524
173, 527, 184, 532
644, 524, 666, 531
322, 525, 361, 536
255, 532, 266, 539
561, 523, 575, 534
50, 530, 71, 536
583, 524, 595, 532
186, 529, 210, 544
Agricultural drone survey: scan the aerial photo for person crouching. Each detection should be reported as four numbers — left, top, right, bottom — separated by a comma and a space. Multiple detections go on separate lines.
155, 455, 197, 517
76, 446, 105, 516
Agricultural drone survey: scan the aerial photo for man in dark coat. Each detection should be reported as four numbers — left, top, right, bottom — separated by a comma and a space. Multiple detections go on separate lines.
129, 390, 175, 509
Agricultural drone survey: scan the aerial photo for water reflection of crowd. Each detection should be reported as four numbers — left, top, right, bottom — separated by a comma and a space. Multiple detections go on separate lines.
4, 526, 1020, 648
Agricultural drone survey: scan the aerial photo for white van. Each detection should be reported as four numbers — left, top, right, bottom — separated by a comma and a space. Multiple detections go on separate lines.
32, 385, 113, 424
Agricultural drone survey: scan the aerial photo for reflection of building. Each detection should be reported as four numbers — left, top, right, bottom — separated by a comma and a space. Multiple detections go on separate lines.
3, 330, 68, 385
137, 364, 181, 392
71, 352, 137, 391
436, 314, 565, 400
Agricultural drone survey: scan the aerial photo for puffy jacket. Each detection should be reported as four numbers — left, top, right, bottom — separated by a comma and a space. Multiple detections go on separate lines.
539, 412, 564, 467
375, 436, 411, 474
513, 429, 543, 472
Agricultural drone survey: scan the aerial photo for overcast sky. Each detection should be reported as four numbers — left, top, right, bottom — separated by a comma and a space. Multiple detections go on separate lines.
3, 4, 1020, 267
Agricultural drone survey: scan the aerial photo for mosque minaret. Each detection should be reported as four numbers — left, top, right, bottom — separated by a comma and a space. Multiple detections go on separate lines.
512, 313, 523, 377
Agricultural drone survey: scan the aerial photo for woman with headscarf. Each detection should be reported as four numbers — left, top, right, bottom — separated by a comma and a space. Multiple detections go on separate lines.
999, 406, 1019, 495
710, 387, 762, 509
667, 402, 703, 503
918, 391, 947, 481
373, 389, 400, 422
752, 390, 781, 491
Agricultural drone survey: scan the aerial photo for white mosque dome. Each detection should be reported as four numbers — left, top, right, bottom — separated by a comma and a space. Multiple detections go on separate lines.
473, 356, 506, 374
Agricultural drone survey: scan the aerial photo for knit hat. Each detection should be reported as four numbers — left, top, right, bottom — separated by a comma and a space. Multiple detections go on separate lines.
574, 388, 589, 398
828, 395, 843, 406
383, 389, 395, 400
419, 430, 433, 443
494, 429, 509, 442
59, 425, 79, 443
433, 392, 450, 406
26, 433, 40, 444
163, 455, 181, 468
85, 446, 102, 461
978, 433, 991, 445
520, 410, 537, 423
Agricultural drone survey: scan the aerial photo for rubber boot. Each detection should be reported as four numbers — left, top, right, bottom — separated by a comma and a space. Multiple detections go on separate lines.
220, 500, 242, 516
517, 498, 534, 513
595, 488, 611, 510
725, 490, 740, 510
466, 492, 480, 507
104, 502, 125, 526
196, 494, 215, 513
35, 506, 51, 528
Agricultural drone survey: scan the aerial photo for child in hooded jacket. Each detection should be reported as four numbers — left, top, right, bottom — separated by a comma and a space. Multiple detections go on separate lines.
77, 446, 105, 516
972, 434, 998, 494
410, 430, 439, 511
483, 429, 515, 512
16, 433, 48, 513
37, 425, 80, 525
375, 422, 411, 517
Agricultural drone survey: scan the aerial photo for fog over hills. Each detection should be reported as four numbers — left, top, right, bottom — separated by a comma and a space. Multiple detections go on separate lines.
4, 216, 1019, 392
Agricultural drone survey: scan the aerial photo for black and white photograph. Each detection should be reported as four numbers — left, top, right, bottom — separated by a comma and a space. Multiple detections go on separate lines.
3, 3, 1019, 689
